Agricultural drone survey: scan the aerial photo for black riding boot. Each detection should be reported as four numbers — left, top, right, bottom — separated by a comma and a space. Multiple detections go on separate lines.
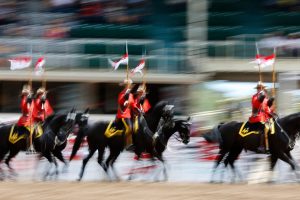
257, 132, 266, 154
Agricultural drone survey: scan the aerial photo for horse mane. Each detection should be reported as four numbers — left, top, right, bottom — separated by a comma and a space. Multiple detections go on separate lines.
145, 100, 169, 132
278, 112, 300, 134
279, 112, 300, 125
43, 113, 56, 125
148, 101, 169, 117
43, 112, 67, 130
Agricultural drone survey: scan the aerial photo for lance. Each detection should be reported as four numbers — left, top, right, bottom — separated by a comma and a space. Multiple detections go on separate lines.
272, 47, 277, 112
142, 50, 147, 90
126, 41, 130, 88
28, 44, 34, 151
255, 42, 263, 83
28, 44, 33, 90
272, 47, 276, 97
42, 60, 47, 105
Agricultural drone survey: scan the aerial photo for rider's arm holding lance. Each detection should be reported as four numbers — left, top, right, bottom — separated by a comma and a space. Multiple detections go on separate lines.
266, 96, 277, 118
121, 88, 131, 111
257, 90, 266, 103
26, 92, 33, 109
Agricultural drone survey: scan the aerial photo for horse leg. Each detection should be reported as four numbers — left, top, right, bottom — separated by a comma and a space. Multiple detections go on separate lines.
52, 156, 59, 178
0, 151, 7, 180
265, 154, 279, 183
44, 155, 59, 180
128, 153, 142, 181
286, 151, 299, 169
155, 155, 168, 182
277, 151, 300, 182
78, 148, 96, 181
96, 146, 108, 180
42, 151, 55, 181
104, 149, 121, 181
211, 149, 227, 183
285, 151, 300, 182
52, 149, 68, 173
109, 151, 122, 181
5, 149, 20, 178
32, 154, 43, 181
225, 148, 243, 183
162, 159, 168, 182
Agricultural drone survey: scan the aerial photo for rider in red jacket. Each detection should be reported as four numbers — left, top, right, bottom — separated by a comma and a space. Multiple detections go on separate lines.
32, 87, 54, 123
17, 84, 34, 129
132, 84, 151, 115
131, 84, 151, 133
114, 79, 134, 147
17, 84, 34, 151
249, 81, 275, 153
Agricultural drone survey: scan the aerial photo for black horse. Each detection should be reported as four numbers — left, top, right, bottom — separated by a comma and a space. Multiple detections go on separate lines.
42, 108, 90, 171
36, 108, 89, 179
70, 101, 178, 181
204, 112, 300, 183
128, 115, 191, 181
1, 108, 89, 180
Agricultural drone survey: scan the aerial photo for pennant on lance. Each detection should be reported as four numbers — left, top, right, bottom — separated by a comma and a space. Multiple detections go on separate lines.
131, 58, 145, 75
34, 57, 45, 76
9, 56, 32, 70
108, 53, 128, 70
250, 54, 275, 68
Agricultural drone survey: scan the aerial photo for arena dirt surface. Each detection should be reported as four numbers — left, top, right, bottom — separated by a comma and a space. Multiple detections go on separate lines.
0, 182, 298, 200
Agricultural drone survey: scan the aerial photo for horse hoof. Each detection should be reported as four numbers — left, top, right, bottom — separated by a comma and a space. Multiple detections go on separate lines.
62, 167, 68, 174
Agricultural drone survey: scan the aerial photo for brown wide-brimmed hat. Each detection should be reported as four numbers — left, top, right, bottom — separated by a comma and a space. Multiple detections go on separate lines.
119, 78, 133, 86
137, 84, 146, 93
254, 81, 267, 89
21, 84, 31, 95
36, 87, 46, 94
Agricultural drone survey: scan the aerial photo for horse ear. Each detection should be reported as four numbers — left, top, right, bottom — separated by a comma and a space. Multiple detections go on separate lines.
185, 116, 192, 125
84, 108, 90, 114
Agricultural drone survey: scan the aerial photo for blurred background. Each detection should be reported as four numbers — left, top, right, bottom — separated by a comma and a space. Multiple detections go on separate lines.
0, 0, 300, 134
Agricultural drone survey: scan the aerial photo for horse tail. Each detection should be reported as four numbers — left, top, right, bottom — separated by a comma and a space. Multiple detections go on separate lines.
202, 123, 224, 144
69, 127, 85, 161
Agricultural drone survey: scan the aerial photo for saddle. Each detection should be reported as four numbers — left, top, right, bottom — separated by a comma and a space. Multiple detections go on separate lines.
34, 123, 44, 139
104, 120, 124, 138
238, 122, 263, 137
133, 116, 139, 134
9, 124, 44, 144
9, 125, 30, 144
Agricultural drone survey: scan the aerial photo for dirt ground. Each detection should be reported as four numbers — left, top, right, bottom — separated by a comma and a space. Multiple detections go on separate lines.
0, 182, 298, 200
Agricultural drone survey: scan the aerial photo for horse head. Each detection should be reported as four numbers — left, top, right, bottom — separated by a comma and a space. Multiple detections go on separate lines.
277, 112, 300, 150
162, 104, 175, 120
174, 117, 191, 144
55, 108, 77, 145
144, 101, 170, 132
66, 107, 76, 121
75, 108, 89, 127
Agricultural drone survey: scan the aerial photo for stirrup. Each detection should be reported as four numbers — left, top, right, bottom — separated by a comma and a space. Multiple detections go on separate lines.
257, 146, 269, 154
